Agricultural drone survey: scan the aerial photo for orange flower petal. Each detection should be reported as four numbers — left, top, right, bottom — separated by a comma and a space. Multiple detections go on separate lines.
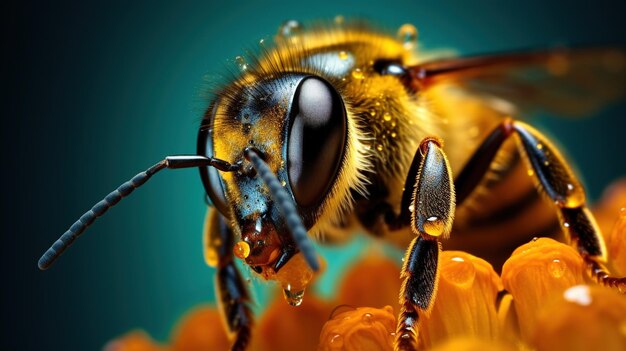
170, 306, 229, 351
420, 251, 503, 349
501, 238, 585, 341
337, 254, 402, 309
428, 337, 519, 351
593, 178, 626, 276
530, 285, 626, 351
103, 331, 166, 351
253, 294, 331, 351
319, 306, 396, 351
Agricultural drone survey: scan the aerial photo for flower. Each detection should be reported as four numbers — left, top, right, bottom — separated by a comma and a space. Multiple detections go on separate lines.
107, 179, 626, 350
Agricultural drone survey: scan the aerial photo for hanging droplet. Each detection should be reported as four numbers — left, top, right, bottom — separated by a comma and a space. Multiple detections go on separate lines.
383, 112, 392, 122
278, 20, 303, 40
235, 55, 248, 71
283, 286, 305, 306
376, 144, 383, 151
423, 216, 445, 237
352, 68, 365, 79
338, 50, 349, 60
397, 24, 418, 50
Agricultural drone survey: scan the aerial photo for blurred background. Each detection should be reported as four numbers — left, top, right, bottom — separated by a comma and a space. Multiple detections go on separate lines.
3, 0, 626, 349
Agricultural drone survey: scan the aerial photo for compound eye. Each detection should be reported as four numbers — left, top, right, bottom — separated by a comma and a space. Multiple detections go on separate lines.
198, 116, 230, 217
287, 77, 347, 208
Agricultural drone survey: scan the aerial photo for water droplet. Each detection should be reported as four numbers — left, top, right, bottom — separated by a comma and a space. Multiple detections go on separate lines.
536, 143, 543, 150
408, 204, 415, 213
352, 68, 365, 79
445, 255, 476, 287
527, 169, 535, 176
233, 241, 251, 259
423, 216, 445, 237
330, 333, 344, 346
281, 180, 286, 187
235, 55, 248, 71
375, 101, 381, 106
397, 24, 418, 50
376, 144, 383, 151
383, 112, 392, 122
278, 20, 302, 39
549, 258, 566, 278
562, 183, 585, 208
259, 38, 265, 46
338, 50, 349, 60
391, 121, 397, 127
391, 132, 397, 138
362, 313, 373, 324
544, 160, 550, 166
283, 286, 305, 306
563, 221, 570, 228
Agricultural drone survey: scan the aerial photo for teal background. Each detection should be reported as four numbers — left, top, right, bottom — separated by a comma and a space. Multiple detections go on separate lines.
3, 0, 625, 350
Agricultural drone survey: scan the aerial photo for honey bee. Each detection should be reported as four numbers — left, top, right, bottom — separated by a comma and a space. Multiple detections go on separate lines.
39, 19, 625, 350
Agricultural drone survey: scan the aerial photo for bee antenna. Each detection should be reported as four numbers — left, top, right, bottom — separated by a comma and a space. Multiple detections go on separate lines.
244, 148, 320, 272
38, 155, 240, 270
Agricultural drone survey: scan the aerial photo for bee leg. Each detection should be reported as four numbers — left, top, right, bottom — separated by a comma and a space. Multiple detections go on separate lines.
396, 139, 455, 351
454, 118, 625, 291
204, 208, 254, 350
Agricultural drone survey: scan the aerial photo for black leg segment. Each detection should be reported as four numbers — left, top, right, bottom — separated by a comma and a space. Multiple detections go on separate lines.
396, 139, 455, 351
204, 209, 254, 351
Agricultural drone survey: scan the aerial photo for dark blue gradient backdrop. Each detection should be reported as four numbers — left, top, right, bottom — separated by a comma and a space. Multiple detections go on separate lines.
3, 1, 626, 350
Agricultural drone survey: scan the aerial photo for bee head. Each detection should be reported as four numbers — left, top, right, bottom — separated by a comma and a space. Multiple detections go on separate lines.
198, 73, 347, 276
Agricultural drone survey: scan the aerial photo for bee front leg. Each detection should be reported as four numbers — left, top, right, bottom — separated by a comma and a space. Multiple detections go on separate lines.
396, 139, 456, 351
203, 208, 254, 351
454, 118, 625, 291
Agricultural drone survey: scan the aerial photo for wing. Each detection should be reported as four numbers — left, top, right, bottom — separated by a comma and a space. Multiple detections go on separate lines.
410, 47, 626, 116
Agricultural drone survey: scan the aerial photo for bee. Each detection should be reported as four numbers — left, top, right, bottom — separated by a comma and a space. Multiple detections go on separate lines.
39, 19, 626, 350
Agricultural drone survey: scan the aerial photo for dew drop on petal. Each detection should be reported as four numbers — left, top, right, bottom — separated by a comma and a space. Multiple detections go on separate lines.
330, 333, 344, 346
383, 112, 392, 122
549, 258, 566, 278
